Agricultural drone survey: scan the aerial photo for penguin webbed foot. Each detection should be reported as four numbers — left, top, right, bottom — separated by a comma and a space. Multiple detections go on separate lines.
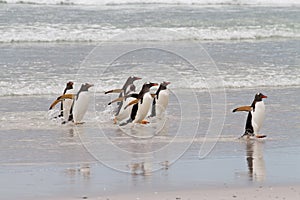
113, 117, 118, 124
140, 120, 149, 124
74, 122, 85, 125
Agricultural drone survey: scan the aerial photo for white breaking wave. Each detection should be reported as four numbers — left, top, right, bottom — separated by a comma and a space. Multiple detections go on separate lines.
3, 0, 300, 6
1, 72, 300, 97
0, 26, 299, 43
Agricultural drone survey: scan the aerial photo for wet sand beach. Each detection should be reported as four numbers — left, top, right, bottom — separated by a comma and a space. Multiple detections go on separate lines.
1, 87, 300, 199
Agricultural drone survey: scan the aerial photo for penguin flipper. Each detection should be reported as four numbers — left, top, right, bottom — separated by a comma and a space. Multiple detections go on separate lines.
255, 134, 267, 138
49, 99, 62, 110
232, 106, 252, 113
105, 89, 123, 94
49, 94, 75, 110
124, 99, 139, 110
108, 97, 125, 105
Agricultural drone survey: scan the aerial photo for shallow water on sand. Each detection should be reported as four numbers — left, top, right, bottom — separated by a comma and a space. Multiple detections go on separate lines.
1, 87, 300, 199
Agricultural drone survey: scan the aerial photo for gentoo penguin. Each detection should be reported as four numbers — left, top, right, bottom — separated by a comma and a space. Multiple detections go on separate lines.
121, 82, 158, 125
49, 83, 94, 125
59, 81, 74, 122
232, 93, 268, 138
105, 76, 141, 116
150, 81, 170, 118
72, 83, 94, 124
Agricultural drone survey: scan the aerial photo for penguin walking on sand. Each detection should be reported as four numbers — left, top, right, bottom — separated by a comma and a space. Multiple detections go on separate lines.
105, 76, 141, 123
49, 83, 94, 125
232, 93, 268, 138
120, 82, 158, 125
150, 81, 170, 118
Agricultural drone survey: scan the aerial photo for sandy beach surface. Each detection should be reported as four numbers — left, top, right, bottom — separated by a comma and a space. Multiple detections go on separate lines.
105, 185, 300, 200
1, 87, 300, 199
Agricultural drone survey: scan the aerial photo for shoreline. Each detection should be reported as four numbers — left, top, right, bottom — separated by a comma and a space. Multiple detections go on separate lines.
48, 184, 300, 200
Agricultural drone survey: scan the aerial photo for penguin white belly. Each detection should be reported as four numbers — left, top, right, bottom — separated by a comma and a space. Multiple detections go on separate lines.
73, 92, 90, 123
116, 97, 134, 122
63, 99, 73, 121
156, 90, 169, 117
251, 101, 265, 133
133, 93, 152, 123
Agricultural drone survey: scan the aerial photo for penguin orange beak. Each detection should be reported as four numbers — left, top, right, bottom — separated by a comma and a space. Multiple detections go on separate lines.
151, 83, 159, 87
262, 95, 267, 98
165, 81, 171, 85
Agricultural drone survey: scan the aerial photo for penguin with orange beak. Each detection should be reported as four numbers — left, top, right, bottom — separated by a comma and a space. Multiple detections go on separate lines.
150, 81, 170, 118
49, 83, 94, 125
233, 93, 268, 138
120, 82, 158, 125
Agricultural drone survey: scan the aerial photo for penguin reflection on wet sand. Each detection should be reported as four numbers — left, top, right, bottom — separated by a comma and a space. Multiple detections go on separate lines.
232, 93, 268, 138
246, 140, 266, 182
49, 83, 94, 125
105, 76, 141, 123
150, 81, 170, 118
121, 82, 158, 125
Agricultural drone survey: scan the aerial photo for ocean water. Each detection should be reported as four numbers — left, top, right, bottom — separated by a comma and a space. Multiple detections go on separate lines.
0, 1, 300, 199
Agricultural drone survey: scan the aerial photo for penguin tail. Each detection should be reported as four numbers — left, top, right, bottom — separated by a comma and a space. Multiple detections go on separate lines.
238, 129, 255, 139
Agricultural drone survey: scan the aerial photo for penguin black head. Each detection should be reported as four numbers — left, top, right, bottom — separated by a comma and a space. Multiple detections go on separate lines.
63, 81, 74, 94
131, 76, 142, 82
122, 76, 142, 92
140, 82, 159, 95
76, 83, 94, 100
66, 81, 74, 90
160, 81, 171, 90
126, 76, 142, 85
79, 83, 94, 92
145, 82, 159, 89
254, 93, 267, 101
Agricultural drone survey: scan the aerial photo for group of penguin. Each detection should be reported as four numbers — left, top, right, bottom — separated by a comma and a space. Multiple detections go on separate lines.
49, 76, 268, 139
105, 76, 170, 125
49, 76, 170, 126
